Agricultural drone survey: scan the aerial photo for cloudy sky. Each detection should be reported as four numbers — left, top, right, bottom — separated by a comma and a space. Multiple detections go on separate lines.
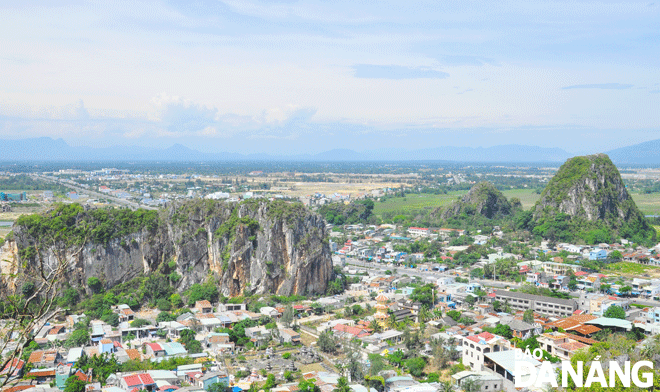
1, 0, 659, 155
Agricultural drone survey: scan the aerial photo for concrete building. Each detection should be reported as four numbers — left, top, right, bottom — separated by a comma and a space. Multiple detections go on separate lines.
493, 290, 577, 317
461, 332, 509, 371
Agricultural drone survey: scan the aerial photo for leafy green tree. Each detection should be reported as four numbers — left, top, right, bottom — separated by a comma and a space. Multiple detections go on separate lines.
493, 324, 512, 339
368, 353, 385, 376
208, 382, 229, 392
76, 353, 120, 384
101, 312, 120, 327
604, 305, 626, 319
170, 293, 184, 308
64, 375, 87, 392
523, 309, 535, 324
65, 329, 90, 348
179, 329, 202, 353
157, 298, 171, 311
446, 310, 461, 322
87, 277, 103, 293
131, 318, 151, 328
404, 357, 426, 377
298, 380, 320, 392
281, 304, 294, 327
609, 250, 623, 261
157, 312, 177, 323
263, 374, 277, 392
317, 330, 337, 353
410, 284, 437, 308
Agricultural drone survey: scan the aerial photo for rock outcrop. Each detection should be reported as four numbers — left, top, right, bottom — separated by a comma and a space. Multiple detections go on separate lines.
531, 153, 655, 243
0, 199, 332, 297
440, 181, 516, 220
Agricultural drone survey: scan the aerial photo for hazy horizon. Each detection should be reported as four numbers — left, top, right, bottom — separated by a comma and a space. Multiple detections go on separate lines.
2, 1, 659, 155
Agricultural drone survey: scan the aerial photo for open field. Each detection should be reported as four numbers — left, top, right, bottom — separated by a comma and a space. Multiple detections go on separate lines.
630, 193, 660, 216
602, 262, 660, 278
501, 189, 541, 209
373, 188, 542, 217
373, 192, 464, 217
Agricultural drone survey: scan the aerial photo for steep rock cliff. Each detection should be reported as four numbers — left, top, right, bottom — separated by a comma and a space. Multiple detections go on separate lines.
0, 199, 332, 297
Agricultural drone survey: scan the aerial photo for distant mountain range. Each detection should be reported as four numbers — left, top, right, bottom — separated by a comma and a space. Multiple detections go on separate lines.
1, 137, 659, 163
606, 139, 660, 164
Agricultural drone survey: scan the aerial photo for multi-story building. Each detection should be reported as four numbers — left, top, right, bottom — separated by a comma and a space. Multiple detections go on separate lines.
407, 227, 430, 237
461, 332, 509, 371
493, 290, 577, 317
647, 307, 660, 323
541, 262, 582, 275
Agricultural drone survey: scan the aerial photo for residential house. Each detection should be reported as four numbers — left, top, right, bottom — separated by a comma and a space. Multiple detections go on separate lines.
197, 372, 229, 391
245, 326, 271, 347
259, 307, 280, 318
217, 303, 247, 312
145, 343, 167, 357
121, 373, 157, 391
331, 324, 371, 339
28, 350, 60, 368
451, 371, 503, 392
589, 248, 607, 261
195, 301, 213, 314
0, 358, 25, 378
460, 332, 509, 371
537, 332, 590, 361
279, 329, 301, 345
507, 319, 536, 340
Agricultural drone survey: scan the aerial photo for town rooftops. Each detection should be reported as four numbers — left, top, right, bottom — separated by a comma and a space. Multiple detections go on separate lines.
585, 317, 633, 330
547, 314, 598, 330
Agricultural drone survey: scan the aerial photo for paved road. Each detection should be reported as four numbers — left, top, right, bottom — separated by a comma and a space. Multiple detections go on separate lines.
346, 258, 522, 288
32, 174, 156, 210
347, 258, 660, 305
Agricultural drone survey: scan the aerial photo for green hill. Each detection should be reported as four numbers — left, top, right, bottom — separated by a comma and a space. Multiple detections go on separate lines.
530, 154, 656, 245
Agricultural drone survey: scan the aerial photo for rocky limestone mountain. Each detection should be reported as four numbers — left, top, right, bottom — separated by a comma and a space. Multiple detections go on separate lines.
440, 181, 518, 220
531, 153, 656, 244
0, 199, 332, 297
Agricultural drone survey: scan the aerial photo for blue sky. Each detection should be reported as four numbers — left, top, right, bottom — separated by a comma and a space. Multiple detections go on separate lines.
1, 0, 659, 155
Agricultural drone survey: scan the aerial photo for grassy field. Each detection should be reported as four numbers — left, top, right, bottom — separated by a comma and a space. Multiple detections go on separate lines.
501, 189, 541, 209
603, 262, 660, 278
373, 192, 464, 217
373, 188, 541, 217
630, 193, 660, 216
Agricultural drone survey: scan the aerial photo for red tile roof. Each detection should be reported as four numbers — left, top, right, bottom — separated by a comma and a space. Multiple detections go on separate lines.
123, 373, 155, 387
466, 332, 496, 343
2, 358, 25, 375
146, 343, 163, 352
332, 324, 370, 337
124, 349, 141, 361
74, 370, 89, 382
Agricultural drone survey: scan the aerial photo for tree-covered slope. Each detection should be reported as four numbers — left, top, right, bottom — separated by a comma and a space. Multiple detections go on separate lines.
440, 181, 519, 220
530, 154, 656, 245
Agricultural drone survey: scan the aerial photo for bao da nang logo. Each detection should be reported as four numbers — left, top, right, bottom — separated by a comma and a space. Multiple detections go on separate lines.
513, 348, 654, 388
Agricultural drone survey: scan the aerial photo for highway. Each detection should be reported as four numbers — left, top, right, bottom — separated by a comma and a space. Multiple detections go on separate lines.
31, 174, 157, 210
